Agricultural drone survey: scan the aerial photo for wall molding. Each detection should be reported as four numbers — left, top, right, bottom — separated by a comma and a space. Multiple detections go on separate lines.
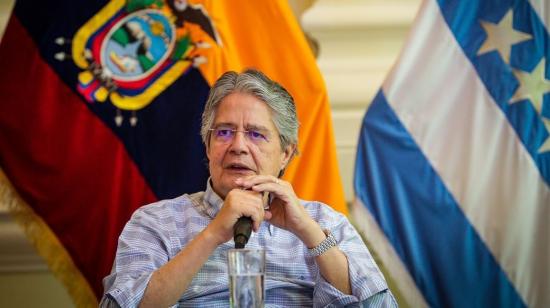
0, 209, 49, 272
300, 0, 420, 201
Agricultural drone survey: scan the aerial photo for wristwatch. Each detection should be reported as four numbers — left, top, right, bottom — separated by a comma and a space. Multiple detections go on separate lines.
308, 229, 337, 257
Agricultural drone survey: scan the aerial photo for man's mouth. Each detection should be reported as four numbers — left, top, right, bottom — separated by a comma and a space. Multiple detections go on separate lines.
225, 163, 254, 172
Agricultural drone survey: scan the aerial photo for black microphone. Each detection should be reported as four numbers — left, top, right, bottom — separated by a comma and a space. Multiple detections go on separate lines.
233, 216, 253, 249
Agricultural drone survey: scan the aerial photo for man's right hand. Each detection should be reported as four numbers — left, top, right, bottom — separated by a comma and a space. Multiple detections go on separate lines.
204, 188, 266, 246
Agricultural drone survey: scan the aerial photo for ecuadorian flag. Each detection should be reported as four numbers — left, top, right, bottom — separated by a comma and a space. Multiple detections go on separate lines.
0, 0, 345, 306
354, 0, 549, 306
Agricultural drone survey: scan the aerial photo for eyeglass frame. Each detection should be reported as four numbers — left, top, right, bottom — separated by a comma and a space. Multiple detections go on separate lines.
207, 126, 272, 145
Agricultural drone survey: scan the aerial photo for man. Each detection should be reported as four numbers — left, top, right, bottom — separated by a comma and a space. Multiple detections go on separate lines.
101, 69, 396, 307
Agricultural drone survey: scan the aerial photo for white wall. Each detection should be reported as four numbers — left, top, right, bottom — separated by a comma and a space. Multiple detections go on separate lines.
0, 0, 420, 306
303, 0, 421, 202
0, 0, 12, 39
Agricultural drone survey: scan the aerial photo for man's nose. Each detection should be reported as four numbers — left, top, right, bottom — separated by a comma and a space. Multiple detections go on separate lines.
229, 131, 249, 153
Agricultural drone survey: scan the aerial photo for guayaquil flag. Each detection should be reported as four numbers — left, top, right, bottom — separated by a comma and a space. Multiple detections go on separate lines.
0, 0, 346, 306
353, 0, 549, 307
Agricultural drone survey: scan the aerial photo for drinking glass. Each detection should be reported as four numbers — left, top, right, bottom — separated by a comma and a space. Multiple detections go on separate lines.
227, 249, 265, 308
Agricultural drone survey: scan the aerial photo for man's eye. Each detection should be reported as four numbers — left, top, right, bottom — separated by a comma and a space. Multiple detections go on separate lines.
216, 129, 233, 137
248, 130, 266, 141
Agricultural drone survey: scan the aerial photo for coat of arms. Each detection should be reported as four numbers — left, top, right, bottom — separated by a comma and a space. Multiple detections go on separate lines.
58, 0, 220, 126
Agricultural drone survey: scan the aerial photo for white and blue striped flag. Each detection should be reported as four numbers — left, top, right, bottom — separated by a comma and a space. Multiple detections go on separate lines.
353, 0, 549, 307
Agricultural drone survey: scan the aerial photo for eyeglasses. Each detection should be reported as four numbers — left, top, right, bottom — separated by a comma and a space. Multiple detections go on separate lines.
209, 127, 270, 144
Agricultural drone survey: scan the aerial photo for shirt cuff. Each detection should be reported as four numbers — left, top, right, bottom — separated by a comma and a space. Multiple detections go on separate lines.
312, 269, 359, 307
356, 290, 398, 308
312, 250, 392, 307
102, 271, 154, 307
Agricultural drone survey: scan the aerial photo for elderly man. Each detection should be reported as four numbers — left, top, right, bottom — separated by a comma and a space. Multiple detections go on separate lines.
100, 69, 396, 307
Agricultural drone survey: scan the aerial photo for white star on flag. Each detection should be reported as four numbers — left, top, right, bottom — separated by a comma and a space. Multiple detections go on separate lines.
477, 9, 532, 64
510, 58, 550, 116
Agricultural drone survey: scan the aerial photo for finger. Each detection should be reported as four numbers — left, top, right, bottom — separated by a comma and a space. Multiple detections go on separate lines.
225, 190, 262, 217
238, 175, 281, 188
243, 205, 264, 232
235, 195, 265, 231
250, 182, 290, 201
237, 186, 271, 209
227, 188, 262, 205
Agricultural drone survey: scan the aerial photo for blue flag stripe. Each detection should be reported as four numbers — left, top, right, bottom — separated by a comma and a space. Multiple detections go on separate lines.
355, 90, 526, 307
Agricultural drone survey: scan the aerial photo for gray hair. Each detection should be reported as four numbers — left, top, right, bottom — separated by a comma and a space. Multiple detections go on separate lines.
200, 69, 299, 156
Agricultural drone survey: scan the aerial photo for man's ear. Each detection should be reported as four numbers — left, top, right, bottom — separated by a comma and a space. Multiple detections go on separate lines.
280, 144, 297, 170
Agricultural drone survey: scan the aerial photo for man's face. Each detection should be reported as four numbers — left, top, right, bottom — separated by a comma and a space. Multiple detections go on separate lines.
206, 92, 294, 199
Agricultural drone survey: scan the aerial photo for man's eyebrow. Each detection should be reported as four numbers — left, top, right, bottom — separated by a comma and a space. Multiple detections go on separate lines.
245, 124, 270, 132
212, 122, 236, 128
213, 123, 270, 132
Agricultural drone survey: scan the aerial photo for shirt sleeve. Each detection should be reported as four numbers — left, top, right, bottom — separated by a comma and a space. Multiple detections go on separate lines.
357, 290, 398, 307
311, 206, 396, 307
100, 205, 173, 307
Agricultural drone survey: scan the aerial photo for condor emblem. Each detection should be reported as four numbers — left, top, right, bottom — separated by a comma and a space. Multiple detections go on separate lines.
62, 0, 220, 126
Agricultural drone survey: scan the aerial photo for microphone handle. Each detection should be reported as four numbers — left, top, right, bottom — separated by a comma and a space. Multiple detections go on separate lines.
233, 216, 253, 249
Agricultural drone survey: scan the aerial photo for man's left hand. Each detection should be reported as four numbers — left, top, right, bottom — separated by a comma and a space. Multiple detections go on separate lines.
235, 175, 321, 245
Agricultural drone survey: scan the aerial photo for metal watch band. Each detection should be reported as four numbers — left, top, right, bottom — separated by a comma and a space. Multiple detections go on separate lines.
308, 229, 337, 257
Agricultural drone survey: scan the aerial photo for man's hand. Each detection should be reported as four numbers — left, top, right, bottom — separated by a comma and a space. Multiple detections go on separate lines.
205, 188, 266, 246
235, 175, 322, 246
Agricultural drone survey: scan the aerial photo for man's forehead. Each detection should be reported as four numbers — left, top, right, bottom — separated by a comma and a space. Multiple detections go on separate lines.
213, 94, 277, 130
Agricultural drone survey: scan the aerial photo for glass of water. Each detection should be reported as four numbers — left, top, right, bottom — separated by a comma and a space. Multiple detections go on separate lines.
227, 249, 265, 308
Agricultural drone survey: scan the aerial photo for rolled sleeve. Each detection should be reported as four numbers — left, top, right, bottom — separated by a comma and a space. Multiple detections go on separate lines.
101, 271, 153, 307
100, 205, 173, 307
313, 273, 359, 307
358, 290, 398, 307
312, 207, 394, 307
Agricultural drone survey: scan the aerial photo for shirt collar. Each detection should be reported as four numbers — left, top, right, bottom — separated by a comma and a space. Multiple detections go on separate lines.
203, 178, 224, 218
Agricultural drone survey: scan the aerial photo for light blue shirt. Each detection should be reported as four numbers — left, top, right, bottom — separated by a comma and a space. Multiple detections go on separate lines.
101, 181, 396, 307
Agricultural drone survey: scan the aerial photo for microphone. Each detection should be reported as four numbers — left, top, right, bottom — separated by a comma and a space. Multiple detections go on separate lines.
233, 216, 253, 249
